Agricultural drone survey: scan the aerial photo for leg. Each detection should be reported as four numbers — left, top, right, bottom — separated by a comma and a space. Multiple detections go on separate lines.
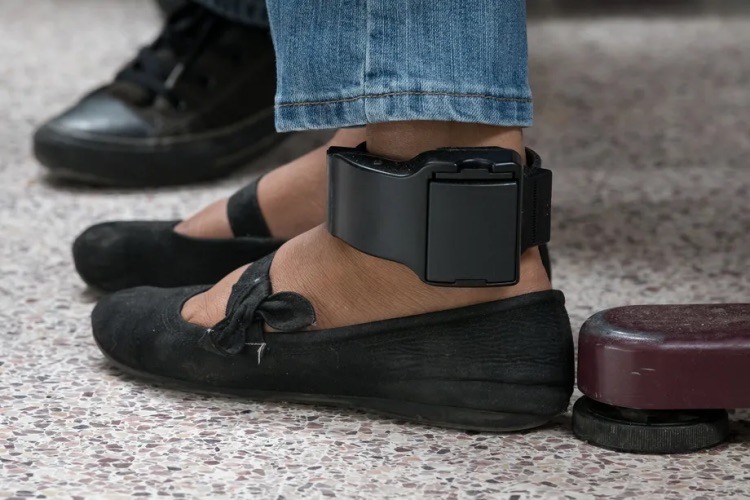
184, 0, 542, 328
184, 121, 549, 330
93, 0, 573, 430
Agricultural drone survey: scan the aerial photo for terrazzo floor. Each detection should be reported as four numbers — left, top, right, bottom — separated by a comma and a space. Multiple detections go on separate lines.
1, 1, 749, 498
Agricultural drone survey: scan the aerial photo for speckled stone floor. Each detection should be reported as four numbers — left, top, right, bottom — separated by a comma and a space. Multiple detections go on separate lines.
1, 1, 749, 498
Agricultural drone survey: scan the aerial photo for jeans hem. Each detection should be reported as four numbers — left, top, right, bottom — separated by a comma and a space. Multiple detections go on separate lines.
274, 92, 533, 131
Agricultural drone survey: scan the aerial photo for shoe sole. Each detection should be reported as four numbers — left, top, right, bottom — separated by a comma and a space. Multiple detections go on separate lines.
97, 340, 570, 433
34, 107, 284, 187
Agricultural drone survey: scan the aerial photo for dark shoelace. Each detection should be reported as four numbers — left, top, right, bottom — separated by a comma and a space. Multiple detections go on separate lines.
114, 4, 223, 108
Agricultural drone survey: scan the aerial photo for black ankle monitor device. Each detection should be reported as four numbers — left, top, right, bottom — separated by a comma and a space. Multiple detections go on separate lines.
327, 145, 552, 287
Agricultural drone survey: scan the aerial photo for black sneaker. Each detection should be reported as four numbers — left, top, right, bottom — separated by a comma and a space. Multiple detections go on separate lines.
33, 2, 281, 187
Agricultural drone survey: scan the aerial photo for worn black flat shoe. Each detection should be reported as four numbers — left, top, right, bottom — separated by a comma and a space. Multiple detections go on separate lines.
92, 253, 574, 431
73, 179, 283, 291
34, 2, 280, 186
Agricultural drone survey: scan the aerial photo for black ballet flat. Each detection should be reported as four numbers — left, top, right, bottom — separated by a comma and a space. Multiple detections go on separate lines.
73, 179, 284, 292
92, 253, 574, 431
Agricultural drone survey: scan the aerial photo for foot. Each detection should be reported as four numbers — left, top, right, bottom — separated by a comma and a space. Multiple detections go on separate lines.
34, 2, 278, 186
92, 241, 571, 431
91, 142, 572, 431
182, 226, 551, 330
174, 128, 365, 240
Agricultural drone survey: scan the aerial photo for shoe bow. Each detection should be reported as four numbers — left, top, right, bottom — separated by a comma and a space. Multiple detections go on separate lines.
198, 257, 315, 363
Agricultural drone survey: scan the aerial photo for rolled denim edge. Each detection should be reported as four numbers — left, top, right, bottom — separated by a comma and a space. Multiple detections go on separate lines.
191, 0, 269, 27
274, 92, 533, 132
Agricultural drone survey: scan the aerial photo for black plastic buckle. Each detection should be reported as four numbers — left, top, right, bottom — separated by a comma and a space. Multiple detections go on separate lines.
327, 146, 527, 287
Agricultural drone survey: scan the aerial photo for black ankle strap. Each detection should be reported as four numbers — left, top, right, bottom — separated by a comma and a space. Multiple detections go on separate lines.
327, 146, 552, 287
521, 148, 552, 251
227, 177, 271, 238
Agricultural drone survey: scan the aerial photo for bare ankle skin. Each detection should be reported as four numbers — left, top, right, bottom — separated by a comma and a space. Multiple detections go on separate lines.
174, 127, 366, 240
269, 227, 550, 330
258, 127, 365, 239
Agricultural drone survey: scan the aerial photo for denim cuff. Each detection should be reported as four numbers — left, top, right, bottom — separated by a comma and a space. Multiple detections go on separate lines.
275, 92, 533, 132
192, 0, 269, 27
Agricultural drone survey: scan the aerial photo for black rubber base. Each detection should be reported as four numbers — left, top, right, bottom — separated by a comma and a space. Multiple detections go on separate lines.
34, 110, 283, 187
572, 396, 730, 454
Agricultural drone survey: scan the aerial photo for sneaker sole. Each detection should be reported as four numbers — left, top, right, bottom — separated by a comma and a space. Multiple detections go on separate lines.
33, 107, 283, 187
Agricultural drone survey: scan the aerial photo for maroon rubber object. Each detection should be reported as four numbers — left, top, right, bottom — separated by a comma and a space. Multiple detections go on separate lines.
577, 304, 750, 410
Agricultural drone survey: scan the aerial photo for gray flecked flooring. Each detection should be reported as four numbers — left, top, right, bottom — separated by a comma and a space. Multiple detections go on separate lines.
1, 1, 749, 498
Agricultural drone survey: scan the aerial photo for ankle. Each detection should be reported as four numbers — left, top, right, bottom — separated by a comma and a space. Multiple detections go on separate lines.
175, 128, 365, 241
270, 122, 544, 329
258, 128, 366, 239
270, 226, 550, 330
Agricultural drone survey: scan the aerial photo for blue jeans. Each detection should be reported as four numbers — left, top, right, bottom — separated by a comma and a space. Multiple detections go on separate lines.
194, 0, 531, 132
